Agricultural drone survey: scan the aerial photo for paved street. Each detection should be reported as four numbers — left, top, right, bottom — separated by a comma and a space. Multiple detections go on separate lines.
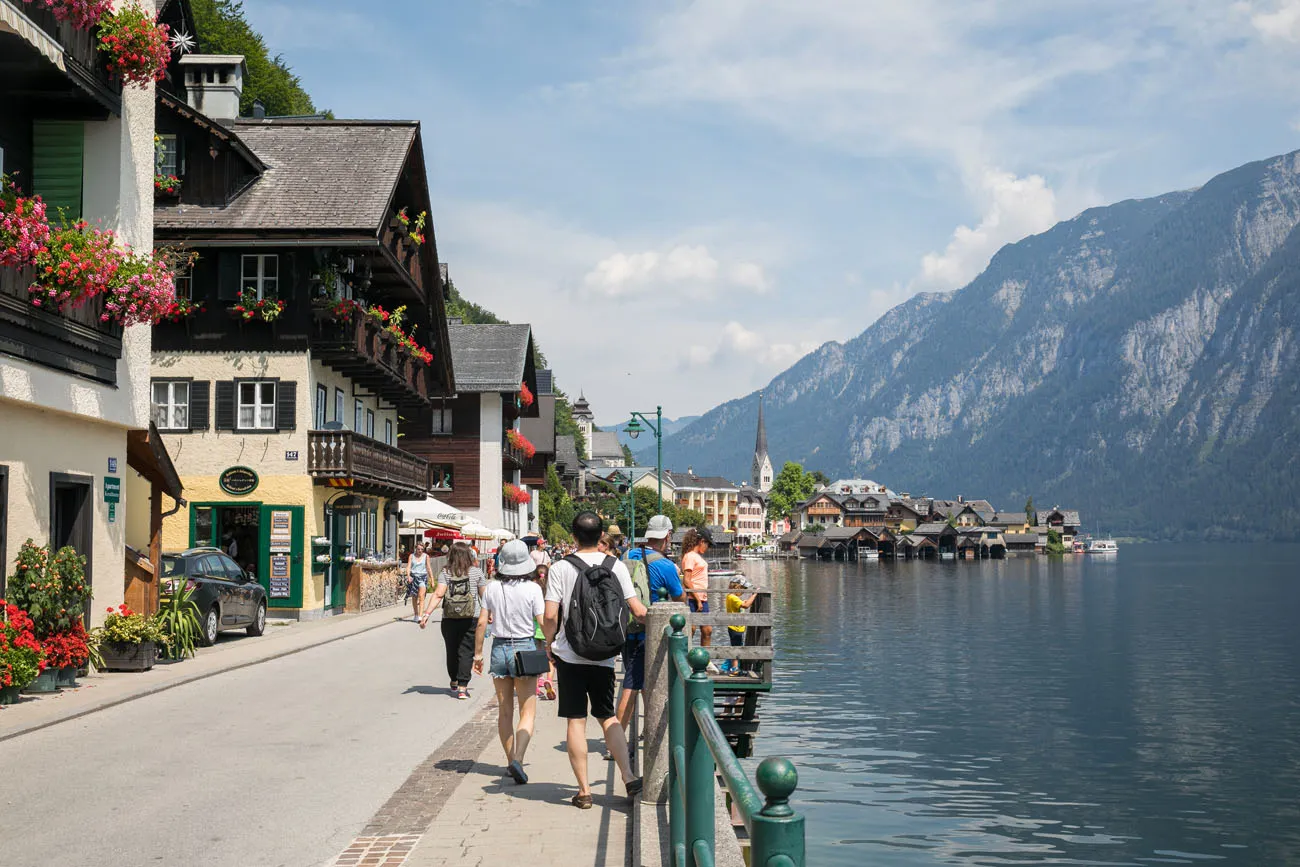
0, 616, 486, 867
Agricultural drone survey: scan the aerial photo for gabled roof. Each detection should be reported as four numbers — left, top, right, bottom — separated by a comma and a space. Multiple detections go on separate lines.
796, 535, 826, 549
554, 435, 579, 475
589, 431, 624, 461
1038, 509, 1082, 526
777, 530, 801, 544
822, 526, 867, 541
665, 472, 738, 492
913, 522, 957, 535
156, 119, 418, 233
1004, 533, 1038, 544
989, 512, 1029, 525
448, 324, 532, 393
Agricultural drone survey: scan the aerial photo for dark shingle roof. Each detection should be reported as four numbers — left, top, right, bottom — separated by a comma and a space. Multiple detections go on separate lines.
913, 522, 955, 535
589, 431, 624, 461
665, 472, 738, 491
448, 324, 532, 393
155, 119, 417, 232
554, 435, 579, 475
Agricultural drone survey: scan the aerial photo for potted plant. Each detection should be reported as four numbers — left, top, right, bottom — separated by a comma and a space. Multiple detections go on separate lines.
7, 541, 90, 692
0, 601, 45, 704
229, 288, 284, 323
90, 604, 168, 671
96, 2, 171, 87
43, 621, 90, 688
157, 580, 202, 661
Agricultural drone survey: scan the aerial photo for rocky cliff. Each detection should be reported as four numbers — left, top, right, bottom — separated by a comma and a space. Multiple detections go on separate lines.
651, 151, 1300, 539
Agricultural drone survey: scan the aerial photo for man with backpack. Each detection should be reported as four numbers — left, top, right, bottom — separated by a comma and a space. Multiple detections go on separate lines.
543, 511, 648, 809
617, 515, 685, 735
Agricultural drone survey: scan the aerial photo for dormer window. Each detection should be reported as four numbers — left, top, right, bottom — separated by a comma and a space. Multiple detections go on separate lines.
241, 254, 278, 299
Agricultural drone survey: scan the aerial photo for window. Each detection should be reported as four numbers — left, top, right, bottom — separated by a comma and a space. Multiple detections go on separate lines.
384, 419, 393, 445
431, 404, 453, 435
156, 134, 179, 177
354, 399, 364, 433
240, 254, 278, 299
152, 380, 191, 430
237, 381, 276, 430
0, 465, 7, 599
430, 464, 454, 491
334, 388, 345, 424
315, 385, 327, 429
366, 410, 375, 439
174, 262, 192, 300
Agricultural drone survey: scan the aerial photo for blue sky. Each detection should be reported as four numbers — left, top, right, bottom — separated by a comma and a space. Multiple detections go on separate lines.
242, 0, 1300, 421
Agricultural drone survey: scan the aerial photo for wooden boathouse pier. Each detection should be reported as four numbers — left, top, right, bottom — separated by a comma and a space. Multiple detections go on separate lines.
637, 574, 807, 866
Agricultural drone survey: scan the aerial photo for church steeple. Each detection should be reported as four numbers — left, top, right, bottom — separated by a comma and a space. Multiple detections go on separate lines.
752, 392, 773, 492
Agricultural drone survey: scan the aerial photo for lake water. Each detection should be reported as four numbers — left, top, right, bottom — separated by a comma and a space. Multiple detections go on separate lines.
741, 545, 1300, 866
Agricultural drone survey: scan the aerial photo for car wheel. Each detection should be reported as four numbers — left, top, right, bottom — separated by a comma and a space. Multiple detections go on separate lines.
247, 601, 266, 637
200, 605, 220, 646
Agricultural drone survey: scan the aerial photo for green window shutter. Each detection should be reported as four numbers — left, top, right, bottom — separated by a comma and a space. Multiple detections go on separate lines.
32, 121, 84, 221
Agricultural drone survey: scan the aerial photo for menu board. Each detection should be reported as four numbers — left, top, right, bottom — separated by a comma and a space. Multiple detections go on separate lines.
269, 510, 293, 553
269, 554, 291, 598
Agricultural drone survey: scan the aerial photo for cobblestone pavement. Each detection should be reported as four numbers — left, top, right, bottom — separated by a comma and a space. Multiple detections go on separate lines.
329, 694, 634, 867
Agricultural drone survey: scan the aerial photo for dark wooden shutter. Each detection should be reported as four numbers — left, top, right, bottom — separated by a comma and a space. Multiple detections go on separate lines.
217, 253, 240, 301
214, 381, 235, 430
32, 121, 84, 219
190, 381, 210, 431
276, 381, 297, 431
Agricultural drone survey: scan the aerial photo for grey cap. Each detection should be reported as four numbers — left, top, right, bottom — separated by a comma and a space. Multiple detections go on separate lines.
497, 539, 535, 577
645, 515, 674, 540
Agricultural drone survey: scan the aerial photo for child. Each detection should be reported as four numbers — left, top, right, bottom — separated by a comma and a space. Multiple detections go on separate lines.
723, 576, 757, 676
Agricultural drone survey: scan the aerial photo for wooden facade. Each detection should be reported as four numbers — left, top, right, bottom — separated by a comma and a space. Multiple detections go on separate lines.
401, 394, 482, 510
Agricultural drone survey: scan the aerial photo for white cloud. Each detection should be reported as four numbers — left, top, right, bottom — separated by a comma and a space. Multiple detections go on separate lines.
1247, 1, 1300, 40
685, 321, 822, 371
582, 244, 769, 298
916, 169, 1059, 291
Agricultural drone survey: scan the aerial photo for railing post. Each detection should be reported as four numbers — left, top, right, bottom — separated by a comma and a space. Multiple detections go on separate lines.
667, 613, 688, 864
684, 646, 715, 867
645, 603, 687, 803
749, 757, 806, 867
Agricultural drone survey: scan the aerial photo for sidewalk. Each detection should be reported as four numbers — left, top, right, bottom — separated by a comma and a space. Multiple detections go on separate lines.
374, 696, 635, 867
0, 604, 408, 742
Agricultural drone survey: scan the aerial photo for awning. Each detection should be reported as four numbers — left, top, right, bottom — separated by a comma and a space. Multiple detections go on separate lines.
401, 496, 471, 529
127, 423, 184, 501
0, 0, 66, 71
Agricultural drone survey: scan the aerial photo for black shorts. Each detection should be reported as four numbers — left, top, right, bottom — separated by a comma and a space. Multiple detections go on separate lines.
555, 658, 617, 720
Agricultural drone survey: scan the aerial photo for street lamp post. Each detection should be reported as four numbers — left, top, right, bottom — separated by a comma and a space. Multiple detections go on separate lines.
623, 405, 664, 513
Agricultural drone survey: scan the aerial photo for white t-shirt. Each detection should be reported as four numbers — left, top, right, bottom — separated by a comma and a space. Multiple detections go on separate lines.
482, 578, 544, 640
545, 552, 637, 668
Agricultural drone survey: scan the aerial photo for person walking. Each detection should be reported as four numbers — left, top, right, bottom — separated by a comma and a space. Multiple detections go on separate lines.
473, 539, 545, 784
681, 527, 714, 651
405, 542, 431, 622
617, 514, 685, 733
543, 511, 647, 809
419, 543, 486, 699
532, 560, 557, 701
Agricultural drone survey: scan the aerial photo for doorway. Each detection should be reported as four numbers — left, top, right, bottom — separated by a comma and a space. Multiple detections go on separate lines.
191, 503, 303, 609
49, 472, 92, 623
192, 504, 260, 578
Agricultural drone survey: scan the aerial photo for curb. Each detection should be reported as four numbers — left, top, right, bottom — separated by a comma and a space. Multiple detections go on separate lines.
0, 610, 404, 744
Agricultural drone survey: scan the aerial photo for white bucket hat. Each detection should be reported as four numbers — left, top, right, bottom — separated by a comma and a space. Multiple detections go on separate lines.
497, 539, 535, 577
645, 515, 674, 540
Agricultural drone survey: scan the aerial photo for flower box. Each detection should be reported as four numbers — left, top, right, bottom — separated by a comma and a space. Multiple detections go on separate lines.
23, 668, 60, 694
98, 641, 158, 672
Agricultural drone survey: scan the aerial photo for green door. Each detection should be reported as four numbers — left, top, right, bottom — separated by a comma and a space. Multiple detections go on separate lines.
258, 505, 304, 609
329, 511, 349, 610
32, 120, 84, 220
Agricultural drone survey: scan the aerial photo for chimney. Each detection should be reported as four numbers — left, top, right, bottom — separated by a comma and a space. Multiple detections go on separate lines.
252, 99, 266, 119
957, 494, 964, 503
179, 55, 246, 124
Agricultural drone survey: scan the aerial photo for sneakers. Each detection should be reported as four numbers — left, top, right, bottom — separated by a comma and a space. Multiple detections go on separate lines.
707, 662, 722, 674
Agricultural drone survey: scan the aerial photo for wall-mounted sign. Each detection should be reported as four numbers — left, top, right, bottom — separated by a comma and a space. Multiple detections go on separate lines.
269, 554, 291, 598
330, 494, 367, 515
107, 457, 118, 474
108, 503, 117, 523
269, 509, 293, 553
285, 450, 299, 462
219, 466, 259, 496
103, 477, 121, 504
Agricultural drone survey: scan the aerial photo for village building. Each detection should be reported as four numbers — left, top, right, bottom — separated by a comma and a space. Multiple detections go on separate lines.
553, 433, 581, 494
1037, 508, 1082, 546
402, 323, 540, 539
751, 393, 773, 493
149, 55, 454, 617
667, 470, 739, 533
1, 1, 185, 622
736, 485, 767, 544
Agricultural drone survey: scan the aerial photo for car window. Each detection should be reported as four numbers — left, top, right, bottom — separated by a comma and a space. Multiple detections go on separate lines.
217, 554, 244, 581
196, 555, 227, 578
161, 556, 185, 578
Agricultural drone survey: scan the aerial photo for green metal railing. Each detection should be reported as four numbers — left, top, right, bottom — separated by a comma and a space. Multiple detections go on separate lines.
666, 613, 805, 867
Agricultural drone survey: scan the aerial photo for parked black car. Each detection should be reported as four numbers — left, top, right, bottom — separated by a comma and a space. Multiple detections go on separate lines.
160, 548, 267, 645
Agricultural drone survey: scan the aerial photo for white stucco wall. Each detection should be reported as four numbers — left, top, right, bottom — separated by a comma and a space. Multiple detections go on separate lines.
473, 393, 503, 529
308, 359, 400, 443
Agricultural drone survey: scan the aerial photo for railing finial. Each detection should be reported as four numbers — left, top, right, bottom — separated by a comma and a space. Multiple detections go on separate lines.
756, 757, 798, 818
669, 612, 687, 634
687, 646, 711, 676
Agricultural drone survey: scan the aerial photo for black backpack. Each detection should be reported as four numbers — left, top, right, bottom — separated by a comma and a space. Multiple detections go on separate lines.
562, 554, 629, 661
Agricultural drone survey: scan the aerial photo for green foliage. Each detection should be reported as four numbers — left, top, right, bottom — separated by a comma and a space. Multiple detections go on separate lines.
1045, 528, 1066, 556
189, 0, 322, 117
445, 279, 505, 326
677, 508, 707, 528
1025, 496, 1035, 523
621, 443, 636, 466
539, 464, 577, 541
546, 522, 573, 544
767, 461, 817, 520
810, 470, 831, 487
158, 585, 203, 660
8, 540, 90, 637
803, 523, 826, 534
91, 605, 169, 648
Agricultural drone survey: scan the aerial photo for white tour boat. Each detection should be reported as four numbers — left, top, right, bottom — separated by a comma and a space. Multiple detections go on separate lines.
1087, 538, 1119, 554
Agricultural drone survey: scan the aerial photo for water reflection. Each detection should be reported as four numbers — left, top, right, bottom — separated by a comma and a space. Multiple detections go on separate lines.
743, 545, 1300, 866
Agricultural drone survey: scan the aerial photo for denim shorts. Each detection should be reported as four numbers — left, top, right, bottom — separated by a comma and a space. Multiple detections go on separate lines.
489, 637, 539, 679
622, 633, 646, 691
688, 597, 710, 613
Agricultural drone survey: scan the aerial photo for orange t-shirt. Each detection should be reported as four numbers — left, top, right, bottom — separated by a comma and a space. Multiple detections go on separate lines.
682, 551, 709, 602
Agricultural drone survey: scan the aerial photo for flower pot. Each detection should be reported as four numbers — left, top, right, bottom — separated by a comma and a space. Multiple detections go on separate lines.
23, 668, 60, 694
99, 641, 158, 672
0, 685, 22, 705
57, 666, 80, 688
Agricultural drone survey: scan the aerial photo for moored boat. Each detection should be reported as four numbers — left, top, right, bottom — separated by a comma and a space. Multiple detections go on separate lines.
1087, 538, 1118, 554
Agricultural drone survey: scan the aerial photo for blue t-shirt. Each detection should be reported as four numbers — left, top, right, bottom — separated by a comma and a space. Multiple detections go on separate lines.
627, 546, 684, 601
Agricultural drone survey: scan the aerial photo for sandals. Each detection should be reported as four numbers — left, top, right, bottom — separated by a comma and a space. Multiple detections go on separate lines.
571, 794, 593, 810
626, 778, 643, 801
507, 760, 528, 785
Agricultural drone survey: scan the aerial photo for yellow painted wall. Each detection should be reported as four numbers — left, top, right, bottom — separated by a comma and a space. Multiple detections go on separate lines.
0, 398, 128, 625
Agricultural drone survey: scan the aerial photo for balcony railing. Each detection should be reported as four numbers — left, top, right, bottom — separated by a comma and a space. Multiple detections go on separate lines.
312, 315, 432, 411
13, 2, 121, 113
308, 430, 432, 501
503, 440, 527, 468
0, 264, 123, 383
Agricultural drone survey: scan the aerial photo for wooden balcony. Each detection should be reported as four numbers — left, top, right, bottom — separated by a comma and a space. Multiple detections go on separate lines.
4, 1, 121, 114
0, 264, 123, 384
307, 430, 433, 501
503, 440, 527, 468
312, 315, 433, 412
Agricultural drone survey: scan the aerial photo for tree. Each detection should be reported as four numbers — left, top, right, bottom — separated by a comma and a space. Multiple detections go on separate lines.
621, 444, 636, 467
810, 470, 831, 488
1024, 496, 1036, 524
1046, 528, 1065, 556
768, 461, 816, 520
678, 508, 707, 528
539, 464, 576, 539
803, 523, 826, 534
189, 0, 323, 117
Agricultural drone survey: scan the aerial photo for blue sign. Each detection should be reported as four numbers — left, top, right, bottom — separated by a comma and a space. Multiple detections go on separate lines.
108, 457, 118, 474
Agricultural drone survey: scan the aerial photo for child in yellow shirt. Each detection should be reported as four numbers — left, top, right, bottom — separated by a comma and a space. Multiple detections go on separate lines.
723, 576, 757, 676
